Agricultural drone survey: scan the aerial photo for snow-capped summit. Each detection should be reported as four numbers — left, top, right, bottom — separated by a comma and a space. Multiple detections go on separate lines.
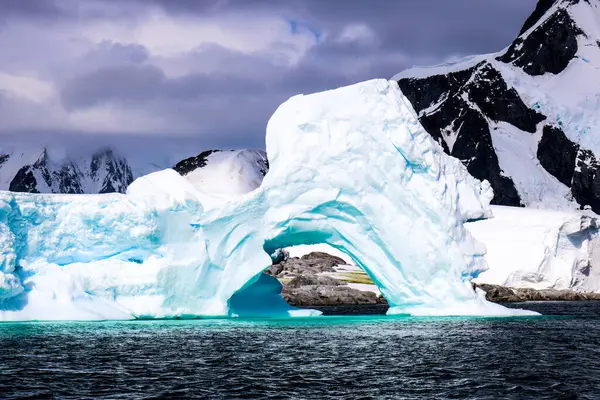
395, 0, 600, 213
173, 149, 268, 196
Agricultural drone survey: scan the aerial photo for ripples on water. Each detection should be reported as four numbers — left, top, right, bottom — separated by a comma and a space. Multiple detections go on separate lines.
0, 302, 599, 399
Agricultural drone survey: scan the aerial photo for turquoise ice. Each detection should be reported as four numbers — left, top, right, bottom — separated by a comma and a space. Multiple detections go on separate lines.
0, 80, 537, 321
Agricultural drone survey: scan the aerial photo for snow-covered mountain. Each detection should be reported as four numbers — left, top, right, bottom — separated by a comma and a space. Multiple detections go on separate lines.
173, 149, 268, 195
394, 0, 600, 213
5, 148, 133, 194
0, 144, 268, 196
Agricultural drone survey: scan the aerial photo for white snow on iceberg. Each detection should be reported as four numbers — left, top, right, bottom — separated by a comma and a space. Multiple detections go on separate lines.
0, 79, 537, 321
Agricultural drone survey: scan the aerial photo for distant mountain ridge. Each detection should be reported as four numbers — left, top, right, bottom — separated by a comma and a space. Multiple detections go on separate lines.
7, 148, 133, 194
0, 146, 268, 196
395, 0, 600, 213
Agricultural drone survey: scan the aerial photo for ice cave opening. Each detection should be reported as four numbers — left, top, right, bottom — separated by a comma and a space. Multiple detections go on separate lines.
228, 239, 389, 318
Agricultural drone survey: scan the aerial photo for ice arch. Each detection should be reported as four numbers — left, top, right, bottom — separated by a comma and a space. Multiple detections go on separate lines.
0, 80, 536, 321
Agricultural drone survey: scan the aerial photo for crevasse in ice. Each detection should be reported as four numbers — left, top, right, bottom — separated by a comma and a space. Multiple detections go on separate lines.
0, 79, 537, 321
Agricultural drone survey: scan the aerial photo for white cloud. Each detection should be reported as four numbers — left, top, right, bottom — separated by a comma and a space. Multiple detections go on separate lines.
80, 9, 319, 70
337, 24, 377, 45
0, 72, 55, 102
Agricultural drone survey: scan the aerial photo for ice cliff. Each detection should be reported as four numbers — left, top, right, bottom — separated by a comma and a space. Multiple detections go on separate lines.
470, 205, 600, 292
0, 79, 536, 321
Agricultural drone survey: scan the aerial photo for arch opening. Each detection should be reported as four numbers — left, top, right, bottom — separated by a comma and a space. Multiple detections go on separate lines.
225, 213, 434, 318
229, 236, 391, 318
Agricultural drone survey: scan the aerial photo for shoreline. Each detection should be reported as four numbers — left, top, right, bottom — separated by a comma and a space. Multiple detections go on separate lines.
282, 282, 600, 308
269, 251, 600, 308
475, 284, 600, 303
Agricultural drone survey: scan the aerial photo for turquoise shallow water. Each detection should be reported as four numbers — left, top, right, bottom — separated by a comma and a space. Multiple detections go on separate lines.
1, 302, 599, 399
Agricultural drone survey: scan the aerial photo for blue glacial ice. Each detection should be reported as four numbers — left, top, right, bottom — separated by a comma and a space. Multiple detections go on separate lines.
0, 79, 538, 321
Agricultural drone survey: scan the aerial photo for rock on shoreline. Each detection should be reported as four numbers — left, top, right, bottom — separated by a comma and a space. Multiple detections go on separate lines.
267, 251, 600, 307
282, 274, 387, 307
476, 284, 600, 303
266, 252, 387, 306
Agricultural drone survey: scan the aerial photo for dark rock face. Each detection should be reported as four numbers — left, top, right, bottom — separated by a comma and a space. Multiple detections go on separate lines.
173, 149, 269, 183
498, 9, 583, 76
90, 149, 134, 194
266, 251, 387, 306
9, 150, 83, 194
260, 159, 269, 177
398, 61, 545, 206
298, 252, 347, 268
282, 281, 386, 307
285, 274, 342, 288
536, 125, 600, 212
537, 126, 578, 186
518, 0, 558, 35
172, 150, 221, 175
0, 154, 9, 169
8, 148, 133, 194
9, 166, 39, 193
572, 149, 600, 211
265, 252, 346, 277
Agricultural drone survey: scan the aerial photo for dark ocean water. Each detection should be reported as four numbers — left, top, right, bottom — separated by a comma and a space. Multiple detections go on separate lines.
1, 302, 600, 399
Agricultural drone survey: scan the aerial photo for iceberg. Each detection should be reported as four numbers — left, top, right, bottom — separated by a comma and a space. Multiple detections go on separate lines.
0, 79, 537, 321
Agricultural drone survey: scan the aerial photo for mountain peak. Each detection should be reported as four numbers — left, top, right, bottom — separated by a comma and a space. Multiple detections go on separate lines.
7, 146, 133, 195
173, 149, 268, 196
396, 0, 600, 213
518, 0, 592, 36
498, 0, 596, 76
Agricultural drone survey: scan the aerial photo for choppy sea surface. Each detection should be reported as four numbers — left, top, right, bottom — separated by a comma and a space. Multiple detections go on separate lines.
1, 302, 599, 399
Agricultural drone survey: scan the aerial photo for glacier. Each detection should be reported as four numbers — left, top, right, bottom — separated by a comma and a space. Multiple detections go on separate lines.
0, 79, 537, 321
470, 206, 600, 292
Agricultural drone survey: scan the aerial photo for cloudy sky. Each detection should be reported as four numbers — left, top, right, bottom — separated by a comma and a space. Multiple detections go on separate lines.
0, 0, 537, 150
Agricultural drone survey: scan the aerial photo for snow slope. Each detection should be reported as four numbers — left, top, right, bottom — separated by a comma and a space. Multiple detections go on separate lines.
469, 205, 600, 292
0, 79, 534, 321
395, 0, 600, 213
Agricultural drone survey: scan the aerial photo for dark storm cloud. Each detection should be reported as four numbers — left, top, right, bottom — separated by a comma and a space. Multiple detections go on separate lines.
61, 62, 271, 109
81, 42, 150, 66
0, 0, 65, 19
58, 44, 349, 145
0, 0, 539, 149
